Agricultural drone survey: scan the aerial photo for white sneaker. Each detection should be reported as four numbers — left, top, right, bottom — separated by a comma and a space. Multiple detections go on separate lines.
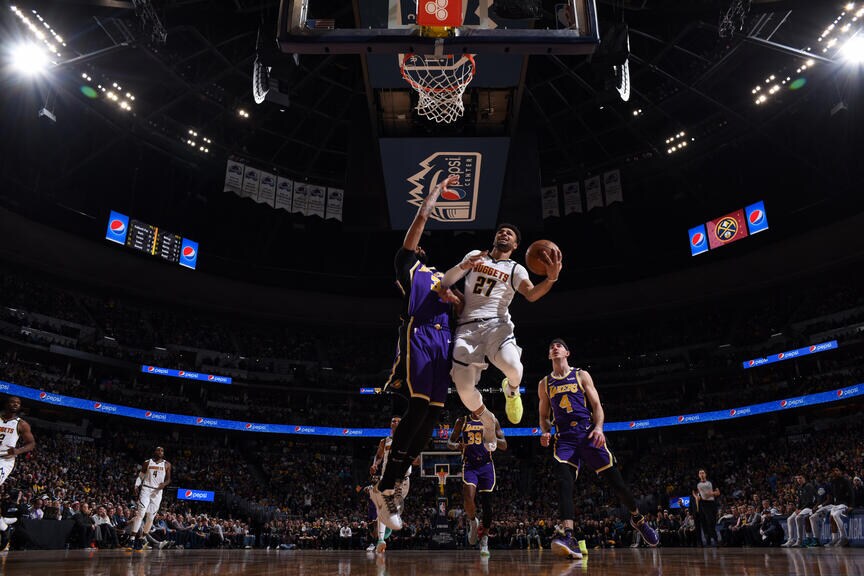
468, 517, 480, 546
479, 535, 490, 557
370, 486, 403, 531
366, 543, 376, 552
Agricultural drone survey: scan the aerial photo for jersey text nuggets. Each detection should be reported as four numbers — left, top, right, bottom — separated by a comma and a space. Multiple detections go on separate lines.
472, 264, 510, 283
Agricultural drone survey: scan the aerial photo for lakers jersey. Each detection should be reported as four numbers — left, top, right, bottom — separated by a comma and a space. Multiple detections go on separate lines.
145, 458, 167, 488
0, 417, 20, 455
461, 418, 492, 466
459, 253, 529, 322
546, 368, 593, 431
402, 261, 451, 326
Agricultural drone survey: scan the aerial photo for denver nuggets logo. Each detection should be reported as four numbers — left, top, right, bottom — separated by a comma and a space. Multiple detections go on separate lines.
714, 216, 740, 242
408, 152, 481, 223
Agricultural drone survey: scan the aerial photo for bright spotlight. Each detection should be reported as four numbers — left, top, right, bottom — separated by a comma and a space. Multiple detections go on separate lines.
10, 42, 48, 75
841, 35, 864, 63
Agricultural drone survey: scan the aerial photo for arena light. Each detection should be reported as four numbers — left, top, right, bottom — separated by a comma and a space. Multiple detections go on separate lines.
10, 42, 48, 75
9, 6, 65, 60
841, 34, 864, 63
237, 108, 250, 118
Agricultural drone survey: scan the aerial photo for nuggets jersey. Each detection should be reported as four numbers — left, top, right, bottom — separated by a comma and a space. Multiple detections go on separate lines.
0, 417, 20, 455
380, 436, 412, 478
145, 458, 167, 488
402, 261, 451, 326
461, 418, 492, 467
459, 253, 529, 322
545, 368, 593, 430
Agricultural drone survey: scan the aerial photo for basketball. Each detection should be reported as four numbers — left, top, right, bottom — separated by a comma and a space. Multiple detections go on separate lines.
525, 239, 561, 276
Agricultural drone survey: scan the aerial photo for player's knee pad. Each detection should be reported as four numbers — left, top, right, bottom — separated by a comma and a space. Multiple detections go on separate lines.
452, 363, 483, 412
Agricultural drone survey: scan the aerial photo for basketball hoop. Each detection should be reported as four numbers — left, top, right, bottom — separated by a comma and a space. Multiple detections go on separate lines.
401, 53, 476, 124
436, 469, 448, 495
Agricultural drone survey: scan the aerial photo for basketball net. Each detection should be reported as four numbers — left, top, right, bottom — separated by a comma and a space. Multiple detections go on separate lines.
401, 53, 476, 124
436, 470, 448, 496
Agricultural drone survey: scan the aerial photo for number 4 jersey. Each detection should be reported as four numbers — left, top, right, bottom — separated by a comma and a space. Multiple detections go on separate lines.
545, 368, 593, 432
460, 253, 529, 322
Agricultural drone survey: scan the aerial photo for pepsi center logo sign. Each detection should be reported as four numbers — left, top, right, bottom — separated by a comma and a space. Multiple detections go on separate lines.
688, 224, 709, 256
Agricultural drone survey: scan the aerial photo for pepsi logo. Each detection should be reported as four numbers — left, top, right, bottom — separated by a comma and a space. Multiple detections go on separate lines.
837, 390, 844, 397
678, 416, 684, 423
196, 417, 204, 424
781, 400, 788, 407
809, 345, 816, 352
442, 187, 466, 201
295, 426, 301, 432
185, 490, 193, 498
690, 232, 705, 247
629, 422, 636, 428
94, 403, 102, 409
148, 366, 155, 372
531, 428, 538, 434
729, 409, 736, 416
245, 423, 253, 429
39, 392, 47, 399
145, 411, 152, 417
178, 371, 186, 376
777, 353, 785, 360
182, 246, 196, 259
343, 429, 350, 435
748, 360, 755, 367
749, 209, 764, 225
109, 219, 126, 233
208, 375, 215, 380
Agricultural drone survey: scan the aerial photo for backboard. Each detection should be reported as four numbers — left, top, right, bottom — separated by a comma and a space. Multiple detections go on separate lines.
419, 451, 463, 478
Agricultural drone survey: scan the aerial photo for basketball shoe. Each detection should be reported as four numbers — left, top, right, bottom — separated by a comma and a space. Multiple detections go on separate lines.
502, 378, 523, 424
479, 532, 490, 557
370, 486, 403, 531
376, 539, 387, 553
629, 514, 659, 547
468, 517, 480, 545
551, 536, 583, 559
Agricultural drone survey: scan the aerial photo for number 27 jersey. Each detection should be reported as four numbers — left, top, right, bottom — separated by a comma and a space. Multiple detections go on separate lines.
460, 254, 529, 322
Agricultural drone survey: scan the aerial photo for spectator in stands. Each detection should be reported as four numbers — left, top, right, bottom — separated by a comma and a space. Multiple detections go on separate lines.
71, 502, 96, 549
853, 476, 864, 507
92, 506, 119, 548
758, 509, 784, 547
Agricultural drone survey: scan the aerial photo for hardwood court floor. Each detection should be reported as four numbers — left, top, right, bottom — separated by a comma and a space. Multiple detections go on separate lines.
1, 547, 862, 576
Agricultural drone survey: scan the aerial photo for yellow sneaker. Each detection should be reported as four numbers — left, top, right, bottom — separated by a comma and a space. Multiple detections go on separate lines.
502, 378, 523, 424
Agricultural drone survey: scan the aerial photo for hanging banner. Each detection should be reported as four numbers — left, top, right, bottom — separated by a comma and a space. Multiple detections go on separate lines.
224, 159, 245, 194
563, 182, 582, 215
241, 166, 261, 200
257, 172, 276, 206
584, 175, 602, 211
603, 169, 623, 205
541, 185, 560, 218
275, 177, 293, 211
307, 185, 326, 218
292, 183, 309, 215
326, 188, 344, 221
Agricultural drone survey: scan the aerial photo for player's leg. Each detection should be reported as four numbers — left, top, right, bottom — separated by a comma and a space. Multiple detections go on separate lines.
129, 487, 152, 549
476, 465, 495, 556
487, 327, 524, 424
550, 460, 582, 559
462, 479, 480, 545
452, 325, 499, 450
783, 511, 800, 546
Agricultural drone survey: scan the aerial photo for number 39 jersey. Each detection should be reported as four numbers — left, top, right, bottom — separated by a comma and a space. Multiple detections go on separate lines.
461, 418, 493, 467
460, 253, 529, 322
545, 368, 593, 431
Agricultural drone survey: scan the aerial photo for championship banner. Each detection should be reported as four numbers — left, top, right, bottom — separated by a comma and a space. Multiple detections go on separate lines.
584, 175, 602, 211
275, 177, 293, 211
541, 185, 560, 219
707, 208, 749, 249
257, 171, 276, 206
326, 188, 344, 221
307, 184, 326, 218
291, 183, 309, 215
603, 169, 623, 205
224, 159, 244, 194
380, 137, 509, 230
563, 182, 582, 215
241, 166, 260, 200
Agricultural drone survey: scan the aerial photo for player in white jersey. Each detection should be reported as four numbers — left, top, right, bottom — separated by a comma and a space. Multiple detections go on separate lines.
0, 396, 36, 532
368, 416, 415, 553
129, 446, 172, 551
442, 224, 562, 450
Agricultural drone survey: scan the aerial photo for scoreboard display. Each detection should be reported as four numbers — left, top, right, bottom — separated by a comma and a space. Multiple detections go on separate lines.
106, 210, 199, 270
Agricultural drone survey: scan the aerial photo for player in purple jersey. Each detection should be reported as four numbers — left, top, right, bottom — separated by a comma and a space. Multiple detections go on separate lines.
447, 414, 506, 556
538, 339, 658, 558
371, 174, 463, 532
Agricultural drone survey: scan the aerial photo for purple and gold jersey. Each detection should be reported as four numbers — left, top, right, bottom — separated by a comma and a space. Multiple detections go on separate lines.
461, 418, 492, 467
404, 261, 451, 326
546, 368, 592, 431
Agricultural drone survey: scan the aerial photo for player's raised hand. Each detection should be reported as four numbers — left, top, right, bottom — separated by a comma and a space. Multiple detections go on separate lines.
460, 250, 489, 271
541, 247, 562, 281
540, 432, 551, 447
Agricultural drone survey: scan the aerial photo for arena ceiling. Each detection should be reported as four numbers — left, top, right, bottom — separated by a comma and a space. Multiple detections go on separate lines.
0, 1, 862, 288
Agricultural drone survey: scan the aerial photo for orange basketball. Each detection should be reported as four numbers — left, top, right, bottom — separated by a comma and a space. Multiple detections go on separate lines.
525, 239, 561, 276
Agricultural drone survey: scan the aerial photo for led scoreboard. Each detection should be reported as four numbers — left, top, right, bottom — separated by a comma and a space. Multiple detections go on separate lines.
106, 210, 199, 270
